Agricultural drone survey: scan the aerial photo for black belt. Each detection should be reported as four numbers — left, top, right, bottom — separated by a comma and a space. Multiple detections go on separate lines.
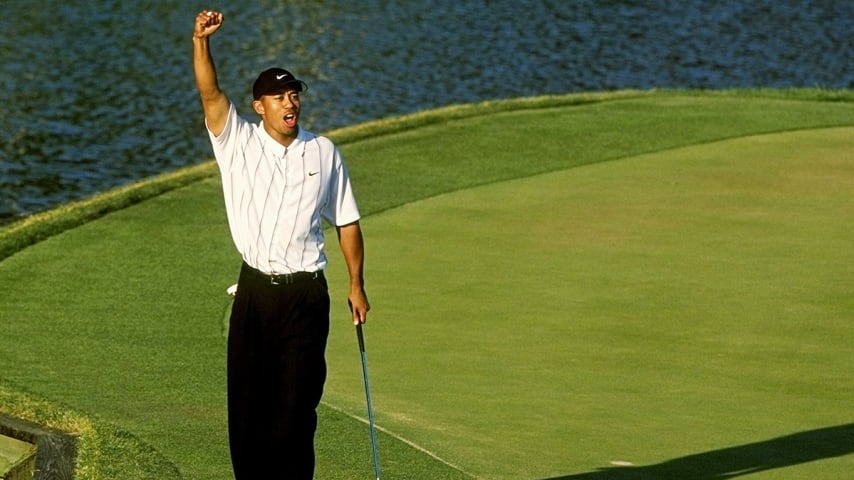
242, 263, 324, 286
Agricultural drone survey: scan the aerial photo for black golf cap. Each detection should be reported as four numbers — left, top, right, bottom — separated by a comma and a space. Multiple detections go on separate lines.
252, 68, 308, 100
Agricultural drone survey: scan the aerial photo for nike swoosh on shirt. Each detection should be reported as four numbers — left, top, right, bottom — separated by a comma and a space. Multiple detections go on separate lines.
308, 171, 319, 176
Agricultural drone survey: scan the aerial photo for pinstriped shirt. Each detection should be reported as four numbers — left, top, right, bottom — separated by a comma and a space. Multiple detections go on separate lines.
208, 102, 361, 275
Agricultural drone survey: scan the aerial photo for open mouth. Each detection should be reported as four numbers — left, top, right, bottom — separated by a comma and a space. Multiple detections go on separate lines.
283, 112, 297, 128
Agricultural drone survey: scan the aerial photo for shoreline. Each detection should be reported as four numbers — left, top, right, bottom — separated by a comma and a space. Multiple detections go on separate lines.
3, 88, 851, 261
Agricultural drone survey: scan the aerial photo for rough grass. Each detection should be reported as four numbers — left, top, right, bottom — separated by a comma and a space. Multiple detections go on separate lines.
0, 384, 180, 479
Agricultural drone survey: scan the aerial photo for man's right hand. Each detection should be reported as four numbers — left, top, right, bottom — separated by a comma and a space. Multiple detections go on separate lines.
193, 9, 228, 136
194, 10, 223, 39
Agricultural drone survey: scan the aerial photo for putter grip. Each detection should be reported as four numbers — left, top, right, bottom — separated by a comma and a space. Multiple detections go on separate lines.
356, 324, 366, 352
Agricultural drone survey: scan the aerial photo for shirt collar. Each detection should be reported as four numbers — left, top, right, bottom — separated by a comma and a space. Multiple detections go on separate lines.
257, 122, 307, 158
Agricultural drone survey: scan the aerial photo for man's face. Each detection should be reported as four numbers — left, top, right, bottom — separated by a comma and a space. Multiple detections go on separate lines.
253, 89, 301, 141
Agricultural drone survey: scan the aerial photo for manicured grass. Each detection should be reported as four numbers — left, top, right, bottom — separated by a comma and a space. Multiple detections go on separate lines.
335, 90, 854, 217
323, 127, 853, 479
0, 384, 180, 479
0, 90, 852, 479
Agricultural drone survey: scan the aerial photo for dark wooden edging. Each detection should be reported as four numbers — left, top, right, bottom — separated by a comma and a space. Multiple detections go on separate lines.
0, 414, 77, 480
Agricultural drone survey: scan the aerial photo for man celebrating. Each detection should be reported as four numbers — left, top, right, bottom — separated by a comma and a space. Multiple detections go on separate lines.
193, 10, 370, 479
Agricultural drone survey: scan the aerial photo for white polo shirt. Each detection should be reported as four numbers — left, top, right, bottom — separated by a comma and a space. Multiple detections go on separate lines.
208, 102, 361, 275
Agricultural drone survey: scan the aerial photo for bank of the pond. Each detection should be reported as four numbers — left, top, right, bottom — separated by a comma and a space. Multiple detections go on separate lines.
3, 88, 851, 260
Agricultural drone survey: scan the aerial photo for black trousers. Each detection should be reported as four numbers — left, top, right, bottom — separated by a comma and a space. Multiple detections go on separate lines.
227, 262, 330, 479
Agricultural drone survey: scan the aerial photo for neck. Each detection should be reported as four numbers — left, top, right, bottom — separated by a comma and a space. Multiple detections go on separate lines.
263, 123, 298, 147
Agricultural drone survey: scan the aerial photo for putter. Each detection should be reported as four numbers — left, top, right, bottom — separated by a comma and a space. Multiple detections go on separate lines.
356, 323, 381, 480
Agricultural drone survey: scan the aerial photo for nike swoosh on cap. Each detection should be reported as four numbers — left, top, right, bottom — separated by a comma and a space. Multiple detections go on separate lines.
276, 74, 288, 80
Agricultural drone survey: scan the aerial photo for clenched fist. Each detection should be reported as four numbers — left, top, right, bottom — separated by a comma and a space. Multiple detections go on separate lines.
194, 10, 223, 38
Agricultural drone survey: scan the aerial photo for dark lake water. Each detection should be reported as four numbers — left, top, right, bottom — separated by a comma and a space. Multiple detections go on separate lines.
1, 0, 851, 223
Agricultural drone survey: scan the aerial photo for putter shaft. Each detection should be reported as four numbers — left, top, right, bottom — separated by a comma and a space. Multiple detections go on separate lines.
357, 324, 381, 479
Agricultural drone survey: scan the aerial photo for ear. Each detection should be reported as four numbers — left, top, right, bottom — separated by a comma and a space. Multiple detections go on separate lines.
252, 99, 265, 116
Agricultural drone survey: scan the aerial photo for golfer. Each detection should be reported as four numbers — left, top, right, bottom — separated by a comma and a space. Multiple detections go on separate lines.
193, 10, 370, 479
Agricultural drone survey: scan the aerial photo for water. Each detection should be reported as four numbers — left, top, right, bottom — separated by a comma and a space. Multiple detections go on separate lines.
1, 0, 851, 223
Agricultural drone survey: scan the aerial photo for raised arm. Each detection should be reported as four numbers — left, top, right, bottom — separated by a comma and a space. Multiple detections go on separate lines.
193, 10, 229, 137
337, 221, 370, 325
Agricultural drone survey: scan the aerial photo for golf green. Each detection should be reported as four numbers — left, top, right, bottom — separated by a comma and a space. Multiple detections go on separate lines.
0, 92, 852, 479
323, 127, 853, 479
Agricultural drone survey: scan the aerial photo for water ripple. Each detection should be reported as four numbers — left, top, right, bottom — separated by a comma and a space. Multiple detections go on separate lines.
0, 0, 851, 222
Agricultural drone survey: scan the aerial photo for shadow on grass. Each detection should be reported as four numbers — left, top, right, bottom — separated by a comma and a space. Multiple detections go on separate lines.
541, 424, 853, 480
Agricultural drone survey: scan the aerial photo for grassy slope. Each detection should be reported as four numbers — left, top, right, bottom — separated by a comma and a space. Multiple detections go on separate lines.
335, 91, 854, 217
0, 90, 852, 478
